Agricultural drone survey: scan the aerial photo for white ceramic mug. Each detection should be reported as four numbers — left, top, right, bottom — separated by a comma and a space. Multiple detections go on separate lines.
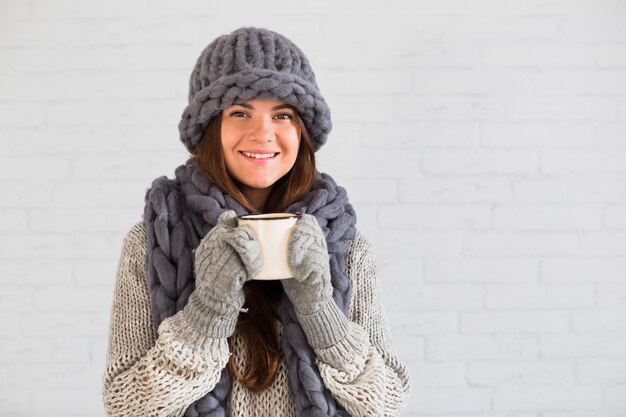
237, 213, 301, 280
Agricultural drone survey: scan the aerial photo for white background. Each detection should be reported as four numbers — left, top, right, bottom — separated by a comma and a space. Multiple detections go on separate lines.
1, 0, 626, 416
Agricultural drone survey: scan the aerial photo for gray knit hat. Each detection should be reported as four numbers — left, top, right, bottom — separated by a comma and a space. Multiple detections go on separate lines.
178, 27, 332, 153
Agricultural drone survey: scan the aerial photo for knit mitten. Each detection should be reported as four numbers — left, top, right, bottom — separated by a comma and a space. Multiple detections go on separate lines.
183, 210, 262, 338
281, 214, 350, 349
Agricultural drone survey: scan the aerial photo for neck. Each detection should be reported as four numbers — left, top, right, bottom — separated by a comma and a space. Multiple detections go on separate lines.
241, 186, 272, 212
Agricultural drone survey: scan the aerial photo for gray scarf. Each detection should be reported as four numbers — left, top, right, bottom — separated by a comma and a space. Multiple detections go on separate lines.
143, 159, 357, 417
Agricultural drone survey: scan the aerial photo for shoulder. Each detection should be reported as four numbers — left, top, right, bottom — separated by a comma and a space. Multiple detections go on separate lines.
344, 229, 383, 321
346, 229, 375, 268
344, 229, 378, 293
124, 221, 147, 244
119, 221, 148, 259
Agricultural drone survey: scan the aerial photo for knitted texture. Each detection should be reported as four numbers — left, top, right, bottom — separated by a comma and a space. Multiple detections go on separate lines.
183, 210, 262, 338
143, 160, 357, 417
179, 27, 331, 153
283, 214, 334, 315
102, 223, 412, 417
282, 214, 351, 349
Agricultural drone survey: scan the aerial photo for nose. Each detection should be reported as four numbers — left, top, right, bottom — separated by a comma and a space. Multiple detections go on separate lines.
248, 116, 274, 142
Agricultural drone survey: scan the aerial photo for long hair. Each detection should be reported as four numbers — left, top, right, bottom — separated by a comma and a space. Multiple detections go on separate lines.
191, 108, 317, 391
192, 109, 316, 214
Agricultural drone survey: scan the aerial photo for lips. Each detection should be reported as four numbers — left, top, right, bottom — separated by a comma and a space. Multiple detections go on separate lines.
240, 151, 279, 160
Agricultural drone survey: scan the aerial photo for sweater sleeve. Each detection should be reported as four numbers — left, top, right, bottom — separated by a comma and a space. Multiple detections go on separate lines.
314, 231, 412, 417
101, 223, 231, 417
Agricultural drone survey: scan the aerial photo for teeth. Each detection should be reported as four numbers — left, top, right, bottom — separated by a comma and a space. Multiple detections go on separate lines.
242, 152, 276, 159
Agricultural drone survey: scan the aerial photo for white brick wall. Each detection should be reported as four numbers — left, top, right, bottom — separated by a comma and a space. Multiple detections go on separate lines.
0, 0, 625, 416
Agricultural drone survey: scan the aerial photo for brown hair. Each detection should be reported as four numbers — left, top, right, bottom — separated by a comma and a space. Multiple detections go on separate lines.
192, 109, 316, 214
191, 108, 317, 392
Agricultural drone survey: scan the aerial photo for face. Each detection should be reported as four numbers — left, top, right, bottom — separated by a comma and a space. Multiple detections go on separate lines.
220, 99, 301, 199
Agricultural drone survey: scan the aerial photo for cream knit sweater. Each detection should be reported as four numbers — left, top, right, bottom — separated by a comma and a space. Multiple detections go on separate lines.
102, 222, 411, 417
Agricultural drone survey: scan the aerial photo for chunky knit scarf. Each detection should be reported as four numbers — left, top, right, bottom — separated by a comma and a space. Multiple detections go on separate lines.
143, 159, 357, 417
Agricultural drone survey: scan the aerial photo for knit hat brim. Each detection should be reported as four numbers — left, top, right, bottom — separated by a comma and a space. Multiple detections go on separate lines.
178, 67, 331, 153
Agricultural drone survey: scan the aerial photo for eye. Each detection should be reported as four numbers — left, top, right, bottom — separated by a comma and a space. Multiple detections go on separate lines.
228, 111, 248, 118
274, 112, 293, 120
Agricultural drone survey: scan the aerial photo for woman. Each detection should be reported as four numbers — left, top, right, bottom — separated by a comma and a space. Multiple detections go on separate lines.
102, 27, 411, 417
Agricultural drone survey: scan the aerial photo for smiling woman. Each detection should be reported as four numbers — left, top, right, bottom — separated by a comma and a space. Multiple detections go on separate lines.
102, 26, 411, 417
192, 99, 317, 214
220, 100, 303, 210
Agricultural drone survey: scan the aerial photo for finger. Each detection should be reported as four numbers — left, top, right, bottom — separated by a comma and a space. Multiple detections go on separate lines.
288, 214, 328, 262
196, 222, 230, 253
297, 214, 322, 233
234, 223, 256, 242
225, 227, 263, 278
295, 215, 327, 243
217, 209, 238, 227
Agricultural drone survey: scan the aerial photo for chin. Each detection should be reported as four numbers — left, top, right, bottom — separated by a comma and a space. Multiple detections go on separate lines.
245, 180, 278, 190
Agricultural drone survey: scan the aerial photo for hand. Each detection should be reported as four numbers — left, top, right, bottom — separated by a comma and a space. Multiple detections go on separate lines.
281, 214, 333, 315
281, 214, 350, 349
183, 210, 262, 337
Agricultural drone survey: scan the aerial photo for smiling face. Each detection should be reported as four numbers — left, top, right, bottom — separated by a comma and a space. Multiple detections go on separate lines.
220, 99, 301, 207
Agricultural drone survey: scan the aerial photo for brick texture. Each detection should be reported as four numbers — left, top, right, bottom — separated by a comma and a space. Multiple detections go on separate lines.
1, 0, 625, 416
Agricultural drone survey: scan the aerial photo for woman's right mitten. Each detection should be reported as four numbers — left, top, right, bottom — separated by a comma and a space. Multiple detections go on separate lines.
183, 210, 262, 338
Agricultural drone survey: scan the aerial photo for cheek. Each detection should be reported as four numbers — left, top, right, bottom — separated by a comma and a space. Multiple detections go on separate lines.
220, 138, 237, 173
285, 126, 301, 150
220, 127, 239, 158
220, 126, 233, 148
286, 137, 300, 164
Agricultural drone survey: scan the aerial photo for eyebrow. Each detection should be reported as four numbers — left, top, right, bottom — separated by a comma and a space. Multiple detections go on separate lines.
235, 103, 294, 111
